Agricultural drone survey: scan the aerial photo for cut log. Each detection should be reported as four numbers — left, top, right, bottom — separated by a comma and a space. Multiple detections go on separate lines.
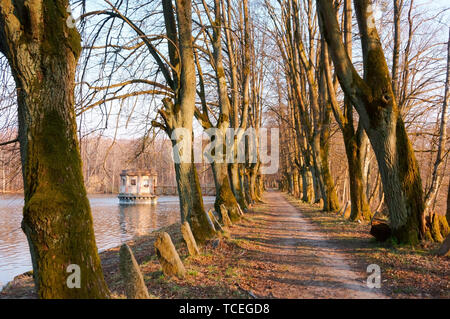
119, 244, 149, 299
181, 221, 200, 256
370, 221, 392, 242
154, 232, 186, 278
437, 235, 450, 256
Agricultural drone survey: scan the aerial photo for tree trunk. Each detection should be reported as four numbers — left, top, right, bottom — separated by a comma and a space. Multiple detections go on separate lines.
324, 0, 371, 220
424, 27, 450, 216
319, 115, 340, 212
318, 53, 340, 212
0, 0, 109, 298
195, 0, 243, 222
292, 170, 300, 198
174, 161, 215, 242
302, 165, 315, 203
212, 162, 241, 222
229, 162, 248, 210
156, 0, 216, 243
248, 164, 261, 202
344, 131, 372, 221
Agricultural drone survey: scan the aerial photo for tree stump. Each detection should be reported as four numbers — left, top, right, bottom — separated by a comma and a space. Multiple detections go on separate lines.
205, 209, 217, 231
181, 221, 200, 256
237, 204, 245, 216
219, 204, 232, 227
154, 232, 186, 278
437, 235, 450, 257
119, 244, 149, 299
370, 221, 392, 242
207, 209, 222, 231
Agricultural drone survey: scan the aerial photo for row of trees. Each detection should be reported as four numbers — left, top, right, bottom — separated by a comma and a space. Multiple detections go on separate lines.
0, 0, 268, 298
271, 0, 449, 244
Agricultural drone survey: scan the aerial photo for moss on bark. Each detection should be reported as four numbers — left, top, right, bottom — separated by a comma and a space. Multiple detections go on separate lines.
174, 162, 216, 244
1, 0, 110, 298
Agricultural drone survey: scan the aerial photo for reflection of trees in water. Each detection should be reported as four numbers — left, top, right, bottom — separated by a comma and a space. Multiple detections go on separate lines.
154, 203, 180, 230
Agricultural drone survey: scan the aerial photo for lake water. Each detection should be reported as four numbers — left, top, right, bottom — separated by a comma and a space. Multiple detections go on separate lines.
0, 194, 214, 290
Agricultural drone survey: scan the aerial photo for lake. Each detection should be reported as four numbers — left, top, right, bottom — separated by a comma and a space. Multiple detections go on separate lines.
0, 194, 215, 290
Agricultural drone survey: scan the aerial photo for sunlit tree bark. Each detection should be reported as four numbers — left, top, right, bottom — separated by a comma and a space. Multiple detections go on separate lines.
153, 0, 216, 243
0, 0, 109, 298
194, 0, 242, 222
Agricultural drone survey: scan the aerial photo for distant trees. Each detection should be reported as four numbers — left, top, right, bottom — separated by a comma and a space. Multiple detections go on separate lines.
0, 0, 109, 297
266, 0, 340, 212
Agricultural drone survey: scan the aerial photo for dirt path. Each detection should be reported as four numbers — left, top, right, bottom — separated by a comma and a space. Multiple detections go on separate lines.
231, 191, 386, 298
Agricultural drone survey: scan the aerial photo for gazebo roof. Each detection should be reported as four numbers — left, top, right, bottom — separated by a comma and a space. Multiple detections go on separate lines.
120, 169, 157, 177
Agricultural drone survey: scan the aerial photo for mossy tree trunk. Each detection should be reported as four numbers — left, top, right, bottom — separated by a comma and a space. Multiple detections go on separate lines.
0, 0, 110, 298
301, 167, 314, 203
317, 0, 425, 244
292, 170, 300, 198
247, 164, 261, 203
154, 0, 216, 243
318, 52, 340, 212
447, 182, 450, 224
229, 163, 248, 210
323, 0, 371, 221
212, 162, 241, 222
227, 0, 251, 210
295, 121, 315, 203
318, 103, 340, 212
195, 0, 242, 222
256, 173, 264, 199
277, 0, 337, 210
344, 128, 372, 221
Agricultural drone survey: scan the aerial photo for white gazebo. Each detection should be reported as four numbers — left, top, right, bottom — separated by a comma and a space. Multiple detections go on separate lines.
118, 169, 158, 204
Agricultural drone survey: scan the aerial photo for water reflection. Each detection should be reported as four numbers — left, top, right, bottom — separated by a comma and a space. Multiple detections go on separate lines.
0, 194, 214, 289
